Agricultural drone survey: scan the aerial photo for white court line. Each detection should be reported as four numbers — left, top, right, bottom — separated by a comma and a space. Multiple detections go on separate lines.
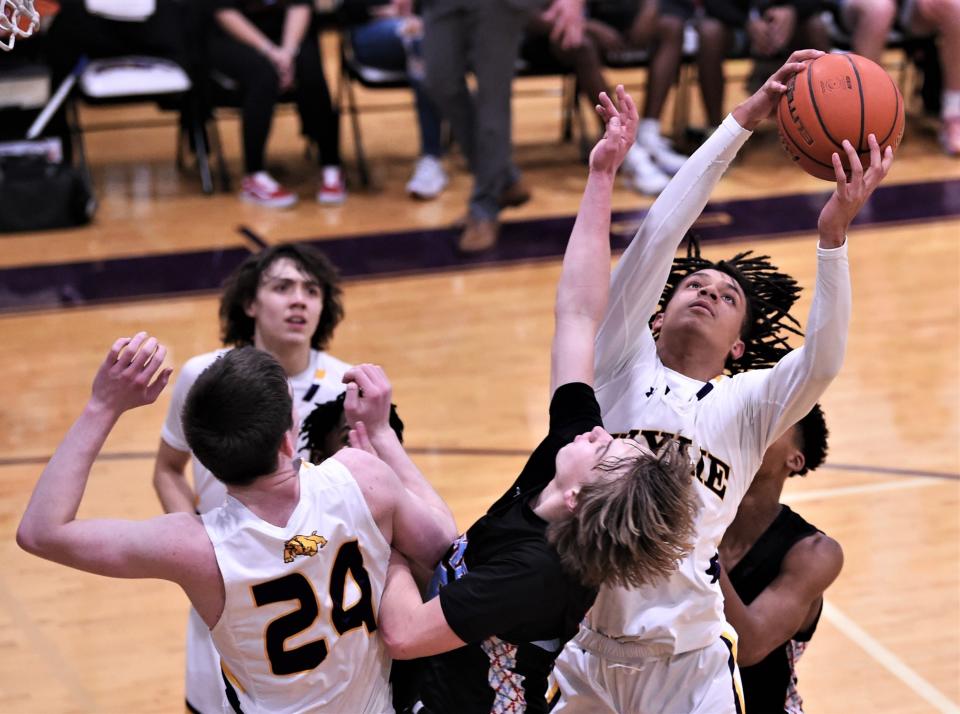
783, 477, 948, 504
822, 601, 960, 713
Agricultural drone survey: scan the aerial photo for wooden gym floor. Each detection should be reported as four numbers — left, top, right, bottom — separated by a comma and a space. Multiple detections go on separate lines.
0, 55, 957, 712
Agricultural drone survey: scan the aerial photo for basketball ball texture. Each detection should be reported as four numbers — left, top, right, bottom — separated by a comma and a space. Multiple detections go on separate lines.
777, 53, 904, 181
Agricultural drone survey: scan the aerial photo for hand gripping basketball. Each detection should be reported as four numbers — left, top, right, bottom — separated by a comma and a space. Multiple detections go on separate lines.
777, 53, 904, 181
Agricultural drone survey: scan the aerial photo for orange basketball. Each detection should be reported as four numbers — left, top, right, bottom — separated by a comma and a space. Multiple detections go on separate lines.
777, 53, 904, 181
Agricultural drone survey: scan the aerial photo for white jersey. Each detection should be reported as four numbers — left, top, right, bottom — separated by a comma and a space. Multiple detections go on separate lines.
203, 458, 393, 714
587, 114, 851, 655
161, 348, 352, 513
161, 347, 352, 712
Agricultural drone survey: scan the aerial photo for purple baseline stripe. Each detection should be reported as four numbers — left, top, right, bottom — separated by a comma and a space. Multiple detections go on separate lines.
1, 179, 958, 313
0, 247, 250, 312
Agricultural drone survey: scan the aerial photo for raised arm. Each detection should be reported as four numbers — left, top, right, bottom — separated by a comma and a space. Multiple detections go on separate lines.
595, 50, 824, 382
342, 364, 457, 539
551, 86, 637, 393
15, 336, 196, 572
739, 133, 894, 452
721, 533, 843, 666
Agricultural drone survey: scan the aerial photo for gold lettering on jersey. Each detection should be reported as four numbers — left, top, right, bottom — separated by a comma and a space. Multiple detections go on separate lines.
283, 531, 329, 563
613, 429, 731, 501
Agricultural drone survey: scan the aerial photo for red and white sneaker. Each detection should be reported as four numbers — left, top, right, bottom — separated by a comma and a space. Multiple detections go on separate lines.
240, 171, 298, 208
316, 166, 347, 205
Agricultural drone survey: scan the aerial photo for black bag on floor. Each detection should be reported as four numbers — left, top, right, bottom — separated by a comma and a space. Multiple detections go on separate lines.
0, 153, 95, 232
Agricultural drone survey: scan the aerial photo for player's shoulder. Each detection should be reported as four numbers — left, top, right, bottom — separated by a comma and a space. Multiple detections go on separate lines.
180, 348, 230, 381
332, 448, 394, 490
784, 531, 844, 583
313, 350, 352, 379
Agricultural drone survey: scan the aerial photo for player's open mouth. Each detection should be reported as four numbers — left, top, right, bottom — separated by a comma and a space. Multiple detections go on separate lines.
689, 300, 713, 317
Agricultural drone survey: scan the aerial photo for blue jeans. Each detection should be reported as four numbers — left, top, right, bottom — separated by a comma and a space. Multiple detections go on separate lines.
350, 18, 444, 158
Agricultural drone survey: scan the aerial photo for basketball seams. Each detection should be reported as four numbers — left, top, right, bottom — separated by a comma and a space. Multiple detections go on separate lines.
778, 105, 838, 180
807, 59, 847, 152
843, 54, 867, 152
876, 74, 901, 147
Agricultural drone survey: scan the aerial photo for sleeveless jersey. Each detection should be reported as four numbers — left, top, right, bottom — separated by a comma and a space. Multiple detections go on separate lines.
728, 506, 823, 714
203, 458, 393, 714
162, 348, 352, 513
583, 114, 851, 655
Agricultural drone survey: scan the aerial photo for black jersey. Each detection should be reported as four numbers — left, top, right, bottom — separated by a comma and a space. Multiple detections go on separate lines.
728, 505, 823, 714
419, 382, 602, 714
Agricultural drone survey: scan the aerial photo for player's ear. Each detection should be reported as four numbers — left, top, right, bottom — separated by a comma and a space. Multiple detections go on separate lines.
787, 450, 805, 475
651, 312, 664, 332
280, 430, 296, 458
729, 338, 745, 361
563, 487, 580, 513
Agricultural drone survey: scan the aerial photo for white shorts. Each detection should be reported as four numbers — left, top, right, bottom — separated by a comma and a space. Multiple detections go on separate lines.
550, 629, 744, 714
185, 607, 228, 714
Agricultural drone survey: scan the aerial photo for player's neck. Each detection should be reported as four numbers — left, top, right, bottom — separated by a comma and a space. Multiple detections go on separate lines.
530, 481, 567, 523
229, 458, 302, 527
722, 477, 785, 558
256, 337, 312, 377
656, 340, 725, 382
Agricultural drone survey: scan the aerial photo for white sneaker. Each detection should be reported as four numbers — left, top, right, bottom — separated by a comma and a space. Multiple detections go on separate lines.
638, 131, 689, 175
406, 155, 448, 200
623, 144, 670, 195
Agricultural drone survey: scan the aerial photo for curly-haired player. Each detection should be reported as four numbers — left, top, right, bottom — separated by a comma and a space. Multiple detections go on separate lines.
552, 49, 893, 714
719, 404, 841, 714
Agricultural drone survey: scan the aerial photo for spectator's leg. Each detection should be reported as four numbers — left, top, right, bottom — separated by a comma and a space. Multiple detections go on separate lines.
423, 1, 476, 170
911, 0, 960, 153
842, 0, 897, 62
528, 15, 609, 129
294, 30, 341, 168
208, 32, 279, 175
642, 14, 685, 122
696, 16, 731, 129
351, 18, 445, 159
466, 0, 528, 221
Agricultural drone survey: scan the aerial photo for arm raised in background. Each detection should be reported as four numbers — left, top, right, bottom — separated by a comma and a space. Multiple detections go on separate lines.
342, 363, 457, 542
552, 85, 637, 393
595, 49, 824, 382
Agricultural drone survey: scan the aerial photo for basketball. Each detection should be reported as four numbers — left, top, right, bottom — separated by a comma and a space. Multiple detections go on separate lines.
777, 53, 904, 181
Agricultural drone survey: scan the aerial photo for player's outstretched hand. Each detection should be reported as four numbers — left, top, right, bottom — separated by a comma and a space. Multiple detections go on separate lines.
733, 48, 824, 130
817, 133, 894, 247
91, 332, 172, 415
589, 85, 638, 177
343, 364, 393, 436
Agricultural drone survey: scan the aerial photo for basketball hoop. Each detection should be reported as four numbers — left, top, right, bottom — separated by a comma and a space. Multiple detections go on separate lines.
1, 0, 40, 51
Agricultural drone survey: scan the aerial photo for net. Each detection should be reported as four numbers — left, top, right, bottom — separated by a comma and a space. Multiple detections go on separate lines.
1, 0, 40, 51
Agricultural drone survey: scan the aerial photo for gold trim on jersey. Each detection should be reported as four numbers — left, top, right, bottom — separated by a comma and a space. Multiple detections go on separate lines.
220, 658, 246, 694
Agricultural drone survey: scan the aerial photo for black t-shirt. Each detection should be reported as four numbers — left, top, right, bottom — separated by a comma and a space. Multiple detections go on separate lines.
729, 505, 823, 714
420, 382, 602, 714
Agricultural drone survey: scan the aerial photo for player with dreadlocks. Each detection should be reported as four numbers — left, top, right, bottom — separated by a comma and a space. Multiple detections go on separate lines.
551, 48, 894, 714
